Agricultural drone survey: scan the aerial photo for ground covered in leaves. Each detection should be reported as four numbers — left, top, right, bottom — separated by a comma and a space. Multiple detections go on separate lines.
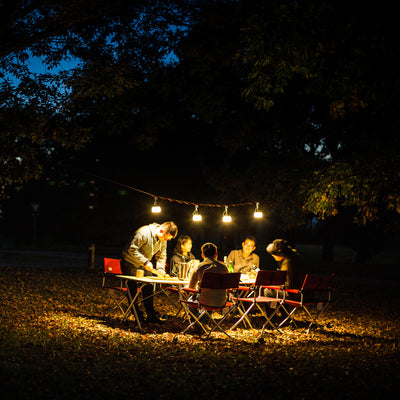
0, 254, 399, 399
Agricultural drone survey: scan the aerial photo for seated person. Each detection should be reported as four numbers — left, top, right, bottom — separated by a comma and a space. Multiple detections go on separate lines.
266, 239, 306, 290
264, 239, 307, 322
188, 242, 228, 307
169, 235, 196, 277
226, 235, 259, 274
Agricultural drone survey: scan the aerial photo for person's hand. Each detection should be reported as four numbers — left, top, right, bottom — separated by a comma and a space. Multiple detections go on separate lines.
156, 269, 166, 278
144, 261, 154, 272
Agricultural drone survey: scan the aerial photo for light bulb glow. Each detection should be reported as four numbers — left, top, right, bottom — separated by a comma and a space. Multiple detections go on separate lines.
222, 206, 232, 223
151, 197, 161, 213
192, 205, 202, 221
253, 202, 263, 218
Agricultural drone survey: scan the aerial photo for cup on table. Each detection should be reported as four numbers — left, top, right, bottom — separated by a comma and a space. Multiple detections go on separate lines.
178, 263, 188, 280
136, 269, 144, 278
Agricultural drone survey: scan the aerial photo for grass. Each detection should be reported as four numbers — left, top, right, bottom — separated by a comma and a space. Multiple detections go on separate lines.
0, 247, 400, 399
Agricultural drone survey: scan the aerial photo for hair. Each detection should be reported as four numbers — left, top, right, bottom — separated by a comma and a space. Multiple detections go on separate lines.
267, 239, 293, 257
243, 235, 256, 245
174, 235, 192, 253
201, 242, 218, 259
161, 221, 178, 238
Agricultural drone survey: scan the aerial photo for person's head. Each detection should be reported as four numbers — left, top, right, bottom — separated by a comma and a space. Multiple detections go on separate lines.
157, 221, 178, 241
266, 239, 292, 260
242, 235, 256, 257
201, 242, 218, 260
174, 235, 192, 254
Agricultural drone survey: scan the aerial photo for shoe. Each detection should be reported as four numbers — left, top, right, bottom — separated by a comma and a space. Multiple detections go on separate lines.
132, 308, 145, 322
146, 312, 165, 324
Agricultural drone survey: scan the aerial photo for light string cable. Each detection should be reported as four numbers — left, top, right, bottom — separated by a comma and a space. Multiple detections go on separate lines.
78, 170, 258, 208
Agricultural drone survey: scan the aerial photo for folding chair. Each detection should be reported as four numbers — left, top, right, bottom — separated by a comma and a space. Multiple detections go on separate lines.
102, 258, 128, 317
230, 270, 287, 333
278, 273, 334, 334
181, 272, 241, 339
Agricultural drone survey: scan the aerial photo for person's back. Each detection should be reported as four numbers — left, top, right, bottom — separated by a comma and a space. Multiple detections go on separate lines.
266, 239, 306, 290
188, 242, 228, 307
197, 259, 228, 307
280, 250, 306, 289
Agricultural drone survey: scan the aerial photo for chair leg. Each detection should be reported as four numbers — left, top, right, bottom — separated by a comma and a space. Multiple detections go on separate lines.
258, 303, 284, 336
230, 302, 254, 330
304, 302, 331, 334
277, 304, 298, 329
204, 308, 236, 340
103, 293, 128, 317
181, 307, 209, 335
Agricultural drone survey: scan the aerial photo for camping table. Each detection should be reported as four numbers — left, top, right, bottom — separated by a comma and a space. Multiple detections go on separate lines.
116, 275, 189, 329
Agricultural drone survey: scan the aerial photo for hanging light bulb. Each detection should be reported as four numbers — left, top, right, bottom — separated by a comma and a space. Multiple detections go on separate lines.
253, 202, 263, 218
222, 205, 232, 223
192, 205, 202, 221
151, 197, 161, 213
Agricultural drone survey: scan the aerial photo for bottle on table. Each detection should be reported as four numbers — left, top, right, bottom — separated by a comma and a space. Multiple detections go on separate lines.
228, 260, 233, 273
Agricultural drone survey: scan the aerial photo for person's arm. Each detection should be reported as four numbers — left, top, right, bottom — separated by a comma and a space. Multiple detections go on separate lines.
123, 231, 148, 267
280, 259, 291, 288
154, 241, 167, 275
123, 230, 161, 276
188, 268, 199, 289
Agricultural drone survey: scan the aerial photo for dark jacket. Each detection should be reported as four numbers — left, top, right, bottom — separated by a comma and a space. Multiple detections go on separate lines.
277, 250, 306, 289
169, 251, 195, 277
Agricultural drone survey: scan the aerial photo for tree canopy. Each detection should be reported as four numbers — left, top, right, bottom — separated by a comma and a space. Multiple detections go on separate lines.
1, 0, 400, 236
0, 0, 197, 189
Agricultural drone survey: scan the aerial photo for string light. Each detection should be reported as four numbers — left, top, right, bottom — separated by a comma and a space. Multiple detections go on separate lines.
151, 197, 161, 213
222, 206, 232, 223
254, 202, 263, 218
192, 205, 202, 221
79, 170, 265, 222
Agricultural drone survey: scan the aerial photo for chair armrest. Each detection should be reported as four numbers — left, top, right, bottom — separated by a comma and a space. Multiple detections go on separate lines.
262, 285, 283, 290
183, 287, 198, 294
238, 285, 253, 291
285, 288, 300, 295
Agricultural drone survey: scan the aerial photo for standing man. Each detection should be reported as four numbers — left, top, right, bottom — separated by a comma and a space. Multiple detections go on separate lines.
121, 221, 178, 323
226, 235, 260, 274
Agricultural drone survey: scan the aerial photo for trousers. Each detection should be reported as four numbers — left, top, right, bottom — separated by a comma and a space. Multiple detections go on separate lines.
120, 259, 156, 316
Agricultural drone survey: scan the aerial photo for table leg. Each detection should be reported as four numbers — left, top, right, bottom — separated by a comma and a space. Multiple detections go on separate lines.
122, 279, 143, 330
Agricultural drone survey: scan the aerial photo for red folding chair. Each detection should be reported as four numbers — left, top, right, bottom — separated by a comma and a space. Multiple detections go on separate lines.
181, 272, 241, 339
230, 270, 287, 333
277, 273, 335, 334
102, 258, 128, 317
